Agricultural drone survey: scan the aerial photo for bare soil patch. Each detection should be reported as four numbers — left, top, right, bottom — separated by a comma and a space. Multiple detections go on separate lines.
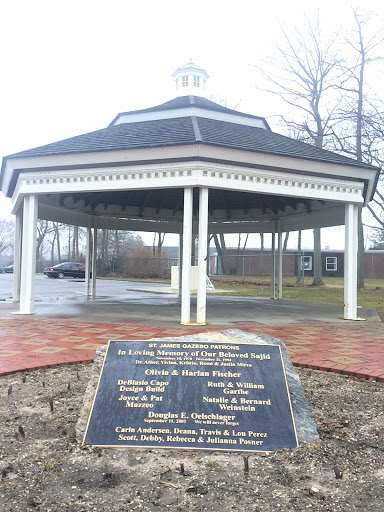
1, 364, 383, 512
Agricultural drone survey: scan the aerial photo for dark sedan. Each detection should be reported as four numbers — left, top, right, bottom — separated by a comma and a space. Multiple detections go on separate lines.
44, 262, 86, 279
0, 264, 12, 274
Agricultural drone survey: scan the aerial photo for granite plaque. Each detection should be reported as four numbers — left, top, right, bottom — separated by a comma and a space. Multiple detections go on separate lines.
83, 340, 298, 452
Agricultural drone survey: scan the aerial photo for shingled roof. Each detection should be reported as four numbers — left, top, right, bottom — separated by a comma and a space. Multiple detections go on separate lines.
3, 95, 377, 171
108, 96, 264, 123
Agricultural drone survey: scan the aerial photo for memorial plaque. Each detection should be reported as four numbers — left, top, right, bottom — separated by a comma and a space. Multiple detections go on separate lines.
83, 340, 298, 452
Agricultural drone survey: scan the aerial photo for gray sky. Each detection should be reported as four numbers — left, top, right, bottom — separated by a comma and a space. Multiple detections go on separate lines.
1, 0, 383, 248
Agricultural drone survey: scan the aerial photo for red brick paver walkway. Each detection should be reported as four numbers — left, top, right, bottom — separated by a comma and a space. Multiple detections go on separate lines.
1, 317, 383, 381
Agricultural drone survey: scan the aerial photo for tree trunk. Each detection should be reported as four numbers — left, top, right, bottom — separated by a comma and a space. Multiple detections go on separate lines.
72, 226, 79, 260
50, 229, 56, 265
296, 231, 302, 284
213, 234, 228, 275
312, 228, 324, 285
116, 231, 120, 258
67, 226, 72, 261
219, 234, 228, 274
258, 233, 264, 276
357, 210, 365, 289
233, 233, 249, 275
283, 232, 289, 252
157, 232, 165, 257
55, 224, 61, 262
100, 229, 108, 273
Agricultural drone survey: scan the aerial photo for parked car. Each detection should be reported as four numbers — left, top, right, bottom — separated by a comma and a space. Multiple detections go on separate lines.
43, 262, 87, 279
0, 264, 12, 274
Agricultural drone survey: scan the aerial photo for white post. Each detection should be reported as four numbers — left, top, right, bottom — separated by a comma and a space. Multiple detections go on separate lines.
271, 232, 276, 299
344, 203, 358, 319
197, 187, 209, 324
13, 206, 23, 302
181, 187, 193, 324
91, 227, 97, 298
85, 225, 92, 297
178, 233, 183, 297
19, 195, 38, 314
277, 225, 283, 299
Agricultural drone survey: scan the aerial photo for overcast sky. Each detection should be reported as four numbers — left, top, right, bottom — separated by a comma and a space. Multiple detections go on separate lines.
1, 0, 383, 249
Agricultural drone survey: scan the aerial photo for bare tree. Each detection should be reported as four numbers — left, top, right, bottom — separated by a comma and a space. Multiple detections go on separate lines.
212, 234, 228, 275
36, 220, 55, 266
258, 233, 264, 276
331, 9, 384, 287
232, 233, 249, 275
152, 232, 165, 257
258, 15, 343, 149
367, 188, 384, 231
296, 231, 303, 285
257, 15, 341, 285
54, 223, 62, 262
0, 219, 14, 255
369, 225, 384, 249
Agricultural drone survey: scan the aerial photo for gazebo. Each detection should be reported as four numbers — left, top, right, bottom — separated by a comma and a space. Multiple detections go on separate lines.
0, 64, 379, 324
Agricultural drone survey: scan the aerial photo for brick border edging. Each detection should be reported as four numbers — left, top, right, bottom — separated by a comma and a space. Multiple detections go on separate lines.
291, 362, 384, 382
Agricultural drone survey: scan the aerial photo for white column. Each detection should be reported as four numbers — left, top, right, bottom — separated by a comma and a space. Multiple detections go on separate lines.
91, 228, 97, 298
181, 187, 193, 324
270, 232, 276, 299
19, 195, 38, 314
277, 225, 283, 299
178, 233, 183, 297
197, 187, 209, 324
85, 225, 92, 297
12, 206, 23, 302
344, 203, 358, 319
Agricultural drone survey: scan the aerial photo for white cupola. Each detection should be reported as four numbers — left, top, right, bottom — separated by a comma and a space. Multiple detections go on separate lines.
172, 59, 209, 97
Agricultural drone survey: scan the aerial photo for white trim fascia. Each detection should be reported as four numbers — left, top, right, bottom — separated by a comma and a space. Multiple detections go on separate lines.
3, 144, 376, 201
111, 107, 268, 129
11, 161, 364, 215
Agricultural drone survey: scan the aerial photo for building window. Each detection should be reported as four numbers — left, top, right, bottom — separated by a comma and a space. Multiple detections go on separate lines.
182, 76, 189, 87
326, 256, 338, 271
194, 76, 200, 87
300, 256, 312, 271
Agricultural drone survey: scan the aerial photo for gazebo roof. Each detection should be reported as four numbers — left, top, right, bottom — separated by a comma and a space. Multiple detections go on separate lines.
3, 95, 377, 172
108, 96, 257, 122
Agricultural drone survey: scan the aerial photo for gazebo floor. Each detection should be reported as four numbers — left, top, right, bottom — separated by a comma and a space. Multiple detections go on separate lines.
0, 294, 383, 381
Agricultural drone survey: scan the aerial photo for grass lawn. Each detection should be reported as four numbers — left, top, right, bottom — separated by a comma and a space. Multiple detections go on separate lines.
210, 275, 384, 321
117, 275, 383, 321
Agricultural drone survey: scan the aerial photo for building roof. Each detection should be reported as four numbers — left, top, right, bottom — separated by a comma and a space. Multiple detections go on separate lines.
4, 101, 377, 171
108, 95, 269, 126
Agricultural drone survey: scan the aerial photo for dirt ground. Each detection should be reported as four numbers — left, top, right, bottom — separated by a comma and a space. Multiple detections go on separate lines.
1, 362, 384, 512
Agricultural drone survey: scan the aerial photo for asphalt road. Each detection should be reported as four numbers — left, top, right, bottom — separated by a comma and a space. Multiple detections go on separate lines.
0, 273, 380, 325
0, 273, 169, 302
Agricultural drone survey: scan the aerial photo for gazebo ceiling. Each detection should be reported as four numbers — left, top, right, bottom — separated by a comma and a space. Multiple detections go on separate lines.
50, 188, 316, 218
